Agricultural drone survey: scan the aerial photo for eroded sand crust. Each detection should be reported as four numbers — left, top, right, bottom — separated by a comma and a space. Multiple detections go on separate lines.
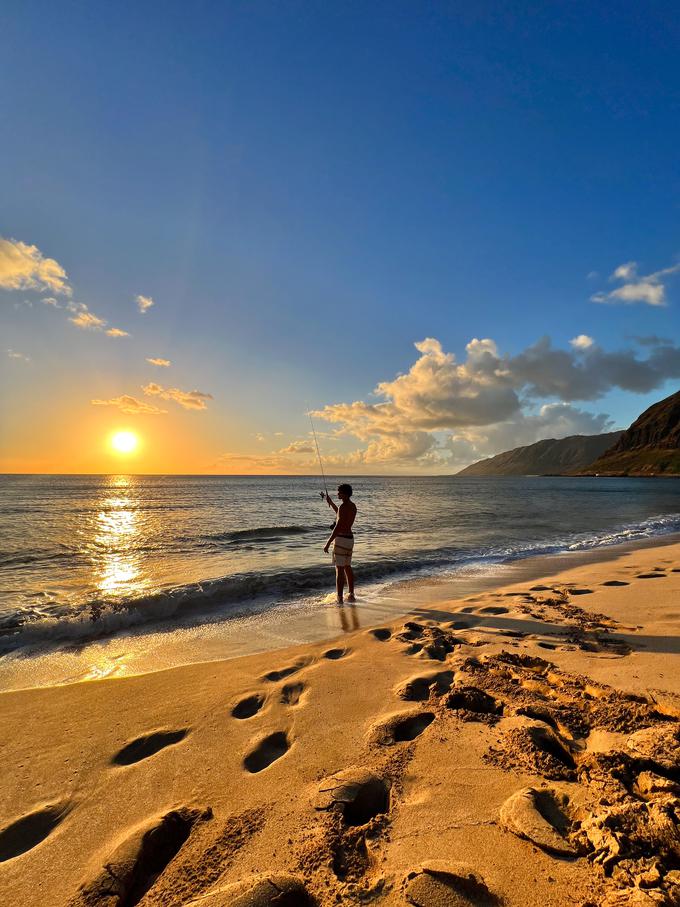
2, 542, 680, 905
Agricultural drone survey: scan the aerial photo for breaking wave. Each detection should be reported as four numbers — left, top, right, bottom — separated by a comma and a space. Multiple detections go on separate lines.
2, 511, 680, 654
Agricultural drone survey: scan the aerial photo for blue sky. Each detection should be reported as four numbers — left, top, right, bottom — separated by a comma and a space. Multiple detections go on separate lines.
1, 2, 679, 473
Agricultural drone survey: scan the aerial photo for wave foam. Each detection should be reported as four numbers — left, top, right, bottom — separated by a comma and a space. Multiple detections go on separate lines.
3, 512, 680, 654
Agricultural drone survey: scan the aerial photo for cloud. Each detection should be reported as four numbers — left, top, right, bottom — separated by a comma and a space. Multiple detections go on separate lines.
136, 294, 154, 314
91, 395, 166, 415
41, 297, 59, 306
146, 357, 171, 367
143, 382, 213, 411
612, 262, 637, 281
0, 237, 71, 296
69, 306, 107, 330
570, 334, 594, 350
6, 349, 30, 362
67, 302, 128, 337
214, 449, 357, 476
317, 337, 521, 442
508, 335, 680, 400
279, 440, 315, 454
630, 335, 673, 347
313, 335, 680, 469
591, 260, 680, 307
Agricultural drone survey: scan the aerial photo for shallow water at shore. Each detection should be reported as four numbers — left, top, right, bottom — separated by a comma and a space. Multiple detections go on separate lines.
2, 473, 680, 683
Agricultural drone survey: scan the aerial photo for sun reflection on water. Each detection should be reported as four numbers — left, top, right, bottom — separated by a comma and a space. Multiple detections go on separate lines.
94, 476, 143, 597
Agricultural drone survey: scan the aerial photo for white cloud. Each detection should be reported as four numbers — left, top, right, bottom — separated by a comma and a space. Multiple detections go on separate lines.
105, 327, 130, 338
313, 335, 680, 469
612, 261, 637, 281
592, 260, 680, 307
0, 237, 71, 296
41, 296, 59, 306
146, 357, 171, 367
7, 349, 30, 362
143, 382, 213, 411
136, 294, 154, 314
91, 395, 166, 415
569, 334, 595, 350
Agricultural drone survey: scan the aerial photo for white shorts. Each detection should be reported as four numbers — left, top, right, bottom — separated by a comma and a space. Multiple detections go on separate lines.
332, 535, 354, 567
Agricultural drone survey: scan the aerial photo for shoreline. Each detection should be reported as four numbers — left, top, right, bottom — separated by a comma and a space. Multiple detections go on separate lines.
1, 538, 680, 905
2, 531, 680, 693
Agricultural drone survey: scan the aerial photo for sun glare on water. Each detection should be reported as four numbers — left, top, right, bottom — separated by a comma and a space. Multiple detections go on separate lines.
110, 431, 139, 455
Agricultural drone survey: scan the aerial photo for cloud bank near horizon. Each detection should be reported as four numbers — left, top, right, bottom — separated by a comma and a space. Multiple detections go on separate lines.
306, 335, 680, 469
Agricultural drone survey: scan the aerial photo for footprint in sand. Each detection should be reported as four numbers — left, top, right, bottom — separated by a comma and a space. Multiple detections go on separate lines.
232, 693, 266, 719
243, 731, 290, 773
602, 580, 630, 586
280, 681, 305, 706
0, 802, 70, 862
404, 864, 500, 906
262, 658, 311, 682
499, 787, 575, 857
479, 606, 510, 615
369, 627, 391, 641
323, 647, 350, 660
397, 671, 454, 702
446, 686, 503, 720
314, 767, 390, 826
370, 710, 435, 745
570, 588, 594, 595
447, 620, 472, 630
190, 874, 314, 906
636, 572, 666, 579
74, 807, 209, 906
112, 729, 189, 766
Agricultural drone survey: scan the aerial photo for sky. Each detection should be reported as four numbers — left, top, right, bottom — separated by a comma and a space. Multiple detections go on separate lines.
1, 1, 679, 475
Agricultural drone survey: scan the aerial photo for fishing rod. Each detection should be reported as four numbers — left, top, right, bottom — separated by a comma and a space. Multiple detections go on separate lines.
308, 410, 329, 503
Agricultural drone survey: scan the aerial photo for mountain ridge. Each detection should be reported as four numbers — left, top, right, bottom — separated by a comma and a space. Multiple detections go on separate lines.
578, 389, 680, 475
456, 431, 623, 476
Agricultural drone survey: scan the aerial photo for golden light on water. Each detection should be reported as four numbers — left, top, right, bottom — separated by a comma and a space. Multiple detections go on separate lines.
95, 478, 143, 597
110, 430, 139, 454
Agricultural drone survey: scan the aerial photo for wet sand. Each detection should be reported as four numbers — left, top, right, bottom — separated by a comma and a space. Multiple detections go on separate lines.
1, 541, 680, 906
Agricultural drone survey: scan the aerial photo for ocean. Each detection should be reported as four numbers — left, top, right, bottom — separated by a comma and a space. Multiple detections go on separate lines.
2, 473, 680, 663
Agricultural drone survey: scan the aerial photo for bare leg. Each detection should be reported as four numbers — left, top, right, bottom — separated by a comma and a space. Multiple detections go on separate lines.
345, 566, 355, 601
336, 567, 345, 602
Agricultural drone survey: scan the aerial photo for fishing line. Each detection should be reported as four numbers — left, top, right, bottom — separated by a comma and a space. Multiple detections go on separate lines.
308, 409, 329, 499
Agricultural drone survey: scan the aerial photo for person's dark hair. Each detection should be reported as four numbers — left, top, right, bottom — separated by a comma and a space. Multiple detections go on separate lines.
338, 483, 353, 497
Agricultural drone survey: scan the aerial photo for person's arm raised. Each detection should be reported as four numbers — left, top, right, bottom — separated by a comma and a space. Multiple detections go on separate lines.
325, 493, 338, 513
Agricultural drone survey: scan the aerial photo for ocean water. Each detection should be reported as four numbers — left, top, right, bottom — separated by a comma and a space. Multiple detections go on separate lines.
2, 473, 680, 656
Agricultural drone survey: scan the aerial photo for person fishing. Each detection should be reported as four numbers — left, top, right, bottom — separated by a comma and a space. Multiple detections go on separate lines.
323, 484, 357, 603
308, 410, 357, 604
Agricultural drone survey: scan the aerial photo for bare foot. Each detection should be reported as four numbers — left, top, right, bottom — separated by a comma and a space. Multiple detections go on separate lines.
347, 593, 356, 603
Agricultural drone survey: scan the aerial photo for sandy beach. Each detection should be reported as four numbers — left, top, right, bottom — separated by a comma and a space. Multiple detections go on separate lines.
2, 541, 680, 907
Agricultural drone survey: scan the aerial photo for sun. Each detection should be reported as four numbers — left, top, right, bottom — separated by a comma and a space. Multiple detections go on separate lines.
110, 430, 139, 455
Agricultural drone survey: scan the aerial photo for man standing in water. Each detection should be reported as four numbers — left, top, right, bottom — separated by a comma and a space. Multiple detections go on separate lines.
323, 484, 357, 603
